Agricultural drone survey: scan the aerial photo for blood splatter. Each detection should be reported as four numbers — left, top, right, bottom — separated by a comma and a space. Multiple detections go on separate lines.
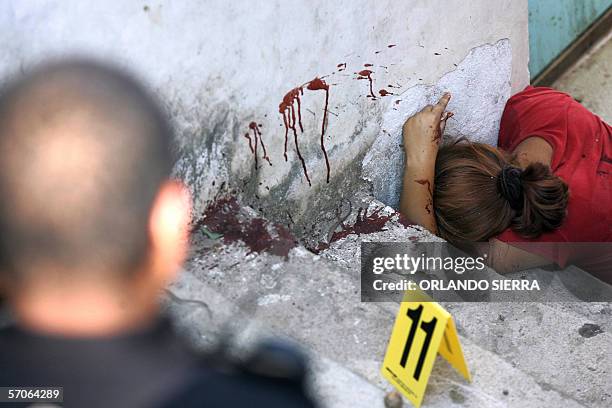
357, 70, 375, 98
193, 196, 297, 257
279, 76, 334, 186
310, 204, 416, 253
246, 121, 271, 167
388, 44, 396, 48
317, 206, 414, 250
434, 52, 441, 56
329, 207, 392, 241
337, 63, 347, 71
306, 77, 331, 183
364, 63, 374, 67
379, 89, 395, 97
431, 112, 452, 144
395, 99, 401, 105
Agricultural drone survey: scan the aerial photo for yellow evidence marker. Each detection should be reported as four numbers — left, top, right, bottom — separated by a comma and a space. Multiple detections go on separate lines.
380, 293, 470, 408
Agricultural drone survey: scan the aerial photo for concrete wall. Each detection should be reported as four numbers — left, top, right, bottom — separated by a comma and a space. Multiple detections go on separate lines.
0, 0, 529, 245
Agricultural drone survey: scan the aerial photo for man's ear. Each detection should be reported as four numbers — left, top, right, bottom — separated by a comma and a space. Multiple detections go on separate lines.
147, 180, 192, 288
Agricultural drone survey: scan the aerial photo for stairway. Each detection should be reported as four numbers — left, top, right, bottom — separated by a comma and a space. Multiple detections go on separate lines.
167, 199, 611, 407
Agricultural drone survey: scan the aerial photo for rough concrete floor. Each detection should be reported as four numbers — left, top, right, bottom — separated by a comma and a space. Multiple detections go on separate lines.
168, 197, 612, 408
552, 31, 612, 123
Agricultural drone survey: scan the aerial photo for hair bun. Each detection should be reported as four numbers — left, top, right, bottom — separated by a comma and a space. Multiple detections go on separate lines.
497, 165, 523, 210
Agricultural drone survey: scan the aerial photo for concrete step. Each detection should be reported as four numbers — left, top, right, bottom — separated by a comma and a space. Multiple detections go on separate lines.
320, 199, 611, 408
167, 197, 611, 407
167, 238, 605, 407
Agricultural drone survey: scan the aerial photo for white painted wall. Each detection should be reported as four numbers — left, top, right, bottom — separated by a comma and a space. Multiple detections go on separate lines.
0, 0, 529, 233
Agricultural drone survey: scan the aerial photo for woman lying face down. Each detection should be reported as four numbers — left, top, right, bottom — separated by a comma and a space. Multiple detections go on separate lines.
400, 87, 611, 281
433, 141, 567, 242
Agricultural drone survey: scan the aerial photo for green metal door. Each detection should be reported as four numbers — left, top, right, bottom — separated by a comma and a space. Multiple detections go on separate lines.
528, 0, 611, 79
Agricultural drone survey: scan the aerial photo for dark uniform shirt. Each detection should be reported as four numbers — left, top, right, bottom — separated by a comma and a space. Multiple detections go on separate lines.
0, 317, 317, 408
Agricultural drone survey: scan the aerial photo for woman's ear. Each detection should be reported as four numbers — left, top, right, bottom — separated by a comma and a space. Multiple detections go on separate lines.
146, 180, 192, 288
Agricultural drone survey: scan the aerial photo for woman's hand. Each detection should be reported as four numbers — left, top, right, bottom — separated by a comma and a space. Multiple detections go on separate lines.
402, 93, 452, 164
399, 92, 452, 236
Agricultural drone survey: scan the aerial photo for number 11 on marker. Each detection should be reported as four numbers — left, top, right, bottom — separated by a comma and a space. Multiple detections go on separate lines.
399, 305, 437, 381
381, 300, 470, 408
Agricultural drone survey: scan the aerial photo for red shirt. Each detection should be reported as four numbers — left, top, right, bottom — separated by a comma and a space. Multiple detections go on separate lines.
496, 86, 612, 280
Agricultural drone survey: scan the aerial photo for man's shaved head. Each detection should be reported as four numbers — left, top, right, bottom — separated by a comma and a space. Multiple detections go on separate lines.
0, 59, 173, 281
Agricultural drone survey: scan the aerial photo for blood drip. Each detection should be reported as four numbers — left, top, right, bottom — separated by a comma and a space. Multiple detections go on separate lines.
414, 179, 432, 195
357, 70, 376, 99
248, 122, 271, 166
306, 77, 331, 183
378, 89, 394, 97
279, 86, 310, 185
243, 133, 254, 153
278, 76, 335, 186
414, 179, 434, 214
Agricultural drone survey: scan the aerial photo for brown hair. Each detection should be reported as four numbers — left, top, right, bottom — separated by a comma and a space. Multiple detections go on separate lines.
433, 139, 569, 243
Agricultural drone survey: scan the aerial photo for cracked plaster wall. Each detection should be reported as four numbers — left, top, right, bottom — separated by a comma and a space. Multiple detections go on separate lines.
0, 0, 529, 243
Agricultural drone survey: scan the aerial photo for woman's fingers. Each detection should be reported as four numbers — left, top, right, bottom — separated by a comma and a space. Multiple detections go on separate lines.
433, 92, 451, 114
421, 104, 434, 112
439, 111, 453, 134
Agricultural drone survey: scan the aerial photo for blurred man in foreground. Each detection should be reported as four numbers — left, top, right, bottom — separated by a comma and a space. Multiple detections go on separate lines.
0, 60, 316, 408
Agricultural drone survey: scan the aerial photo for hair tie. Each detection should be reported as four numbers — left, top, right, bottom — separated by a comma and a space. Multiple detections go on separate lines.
497, 166, 523, 211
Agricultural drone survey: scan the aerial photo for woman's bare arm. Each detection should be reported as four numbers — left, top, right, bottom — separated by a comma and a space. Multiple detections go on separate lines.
400, 93, 452, 235
400, 152, 438, 233
478, 239, 553, 274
